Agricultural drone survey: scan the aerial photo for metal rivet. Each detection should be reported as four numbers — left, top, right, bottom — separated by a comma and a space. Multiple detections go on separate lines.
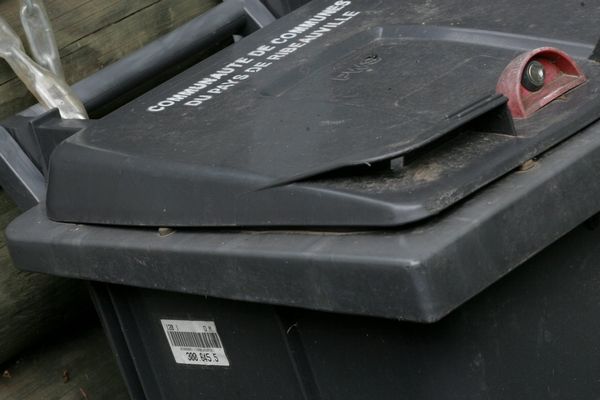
522, 60, 545, 92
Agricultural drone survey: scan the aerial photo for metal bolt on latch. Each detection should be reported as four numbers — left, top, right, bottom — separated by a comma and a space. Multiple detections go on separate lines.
522, 60, 545, 92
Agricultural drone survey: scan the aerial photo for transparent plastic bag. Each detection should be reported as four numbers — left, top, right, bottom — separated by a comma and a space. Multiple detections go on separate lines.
20, 0, 64, 80
0, 15, 87, 119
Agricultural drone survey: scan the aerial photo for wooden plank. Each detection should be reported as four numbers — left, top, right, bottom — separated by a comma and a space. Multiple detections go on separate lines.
0, 0, 219, 119
0, 324, 129, 400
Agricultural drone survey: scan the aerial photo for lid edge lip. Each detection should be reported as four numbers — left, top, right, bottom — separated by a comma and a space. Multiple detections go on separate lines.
10, 120, 600, 323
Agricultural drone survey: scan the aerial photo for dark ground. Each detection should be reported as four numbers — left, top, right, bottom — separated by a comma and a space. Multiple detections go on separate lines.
0, 321, 129, 400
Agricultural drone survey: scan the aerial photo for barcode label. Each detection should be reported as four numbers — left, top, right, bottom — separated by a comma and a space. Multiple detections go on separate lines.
161, 319, 229, 366
167, 330, 223, 348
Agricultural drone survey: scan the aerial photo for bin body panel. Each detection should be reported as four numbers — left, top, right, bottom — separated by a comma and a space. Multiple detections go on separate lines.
92, 223, 600, 400
94, 285, 307, 400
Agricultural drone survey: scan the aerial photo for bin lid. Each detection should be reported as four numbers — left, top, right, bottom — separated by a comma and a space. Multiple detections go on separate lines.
9, 117, 600, 322
45, 0, 600, 227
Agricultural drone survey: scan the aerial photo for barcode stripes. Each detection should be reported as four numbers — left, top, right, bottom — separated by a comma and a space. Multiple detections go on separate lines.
168, 331, 223, 349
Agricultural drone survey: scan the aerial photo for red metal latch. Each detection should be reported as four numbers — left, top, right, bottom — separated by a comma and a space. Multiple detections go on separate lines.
496, 47, 587, 119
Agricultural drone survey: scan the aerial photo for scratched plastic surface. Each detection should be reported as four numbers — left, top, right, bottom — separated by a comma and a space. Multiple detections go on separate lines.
45, 0, 600, 227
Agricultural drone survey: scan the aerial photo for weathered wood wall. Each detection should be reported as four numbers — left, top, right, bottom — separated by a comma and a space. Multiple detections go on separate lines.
0, 192, 92, 365
0, 0, 220, 366
0, 0, 220, 120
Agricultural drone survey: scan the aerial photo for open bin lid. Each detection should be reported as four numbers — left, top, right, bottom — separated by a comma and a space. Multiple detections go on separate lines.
45, 0, 600, 229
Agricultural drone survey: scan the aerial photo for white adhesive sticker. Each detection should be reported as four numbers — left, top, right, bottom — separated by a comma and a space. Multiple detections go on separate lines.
161, 319, 230, 366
